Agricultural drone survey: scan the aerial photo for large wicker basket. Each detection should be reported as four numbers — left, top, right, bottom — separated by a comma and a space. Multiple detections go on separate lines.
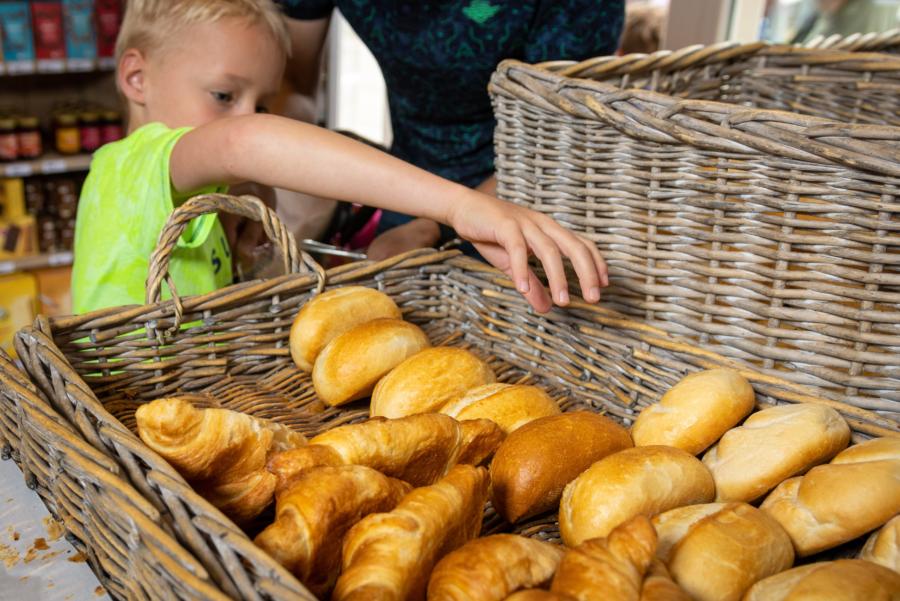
5, 193, 899, 600
490, 42, 900, 420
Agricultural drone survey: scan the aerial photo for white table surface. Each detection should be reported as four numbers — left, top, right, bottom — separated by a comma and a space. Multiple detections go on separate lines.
0, 456, 108, 601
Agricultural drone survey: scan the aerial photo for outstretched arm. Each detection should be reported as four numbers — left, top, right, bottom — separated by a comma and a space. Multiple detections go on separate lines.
169, 114, 607, 312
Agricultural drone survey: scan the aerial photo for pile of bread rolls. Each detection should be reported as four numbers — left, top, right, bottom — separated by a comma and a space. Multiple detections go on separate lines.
131, 286, 900, 601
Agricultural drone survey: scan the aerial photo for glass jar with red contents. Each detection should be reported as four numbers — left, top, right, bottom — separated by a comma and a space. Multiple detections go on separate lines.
79, 112, 101, 153
0, 118, 19, 162
101, 110, 123, 146
16, 116, 42, 160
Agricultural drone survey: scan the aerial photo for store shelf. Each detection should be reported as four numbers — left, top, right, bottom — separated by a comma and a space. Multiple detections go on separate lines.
0, 58, 116, 76
0, 251, 73, 276
0, 152, 92, 178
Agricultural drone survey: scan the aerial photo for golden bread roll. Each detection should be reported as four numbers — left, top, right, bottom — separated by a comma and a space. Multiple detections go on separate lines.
289, 286, 401, 372
440, 384, 561, 438
333, 464, 490, 601
550, 515, 657, 601
631, 370, 755, 455
426, 534, 567, 601
640, 560, 692, 601
760, 436, 900, 557
862, 514, 900, 574
253, 465, 412, 598
370, 347, 497, 418
652, 502, 794, 601
135, 398, 306, 525
490, 412, 633, 523
504, 592, 574, 601
267, 413, 501, 492
703, 403, 850, 503
559, 445, 715, 548
743, 559, 900, 601
312, 318, 431, 407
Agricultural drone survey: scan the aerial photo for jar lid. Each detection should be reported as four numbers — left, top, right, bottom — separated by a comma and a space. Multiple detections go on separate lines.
102, 110, 121, 120
0, 118, 16, 129
18, 116, 40, 128
55, 114, 78, 125
80, 112, 99, 122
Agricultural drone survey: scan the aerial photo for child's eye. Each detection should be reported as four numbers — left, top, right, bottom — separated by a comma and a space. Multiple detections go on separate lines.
211, 91, 233, 103
255, 106, 269, 114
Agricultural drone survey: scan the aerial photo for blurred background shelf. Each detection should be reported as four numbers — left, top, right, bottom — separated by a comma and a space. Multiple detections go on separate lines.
0, 250, 73, 276
0, 152, 92, 178
0, 57, 116, 76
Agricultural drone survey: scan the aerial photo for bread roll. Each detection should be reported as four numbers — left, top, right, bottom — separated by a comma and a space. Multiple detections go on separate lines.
631, 370, 755, 455
312, 318, 431, 407
550, 515, 657, 601
253, 465, 412, 598
640, 560, 691, 601
490, 412, 633, 523
370, 347, 496, 418
267, 413, 501, 492
135, 398, 306, 525
504, 592, 574, 601
333, 464, 489, 601
760, 436, 900, 557
426, 535, 567, 601
703, 403, 850, 503
652, 502, 794, 601
743, 559, 900, 601
559, 445, 715, 548
862, 514, 900, 574
440, 384, 561, 438
289, 286, 401, 372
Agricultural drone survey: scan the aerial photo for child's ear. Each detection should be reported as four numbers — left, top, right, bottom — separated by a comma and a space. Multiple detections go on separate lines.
119, 49, 148, 105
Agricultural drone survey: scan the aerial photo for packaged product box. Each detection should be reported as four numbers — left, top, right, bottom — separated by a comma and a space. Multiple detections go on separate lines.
32, 1, 67, 60
34, 265, 72, 317
0, 2, 35, 62
62, 0, 96, 64
0, 178, 26, 220
94, 0, 120, 65
0, 215, 38, 259
0, 272, 39, 360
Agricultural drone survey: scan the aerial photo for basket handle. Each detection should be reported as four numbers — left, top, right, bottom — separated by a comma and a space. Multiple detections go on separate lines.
146, 193, 326, 334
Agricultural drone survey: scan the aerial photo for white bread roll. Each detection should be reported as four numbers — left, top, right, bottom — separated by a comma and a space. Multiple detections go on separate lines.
861, 514, 900, 574
743, 559, 900, 601
631, 370, 755, 456
370, 347, 496, 418
312, 318, 430, 407
702, 404, 850, 503
289, 287, 401, 372
559, 445, 715, 548
652, 502, 794, 601
489, 412, 633, 524
760, 436, 900, 557
440, 384, 561, 438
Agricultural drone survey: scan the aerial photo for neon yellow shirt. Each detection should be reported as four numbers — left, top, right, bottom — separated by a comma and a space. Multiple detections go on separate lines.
72, 123, 233, 314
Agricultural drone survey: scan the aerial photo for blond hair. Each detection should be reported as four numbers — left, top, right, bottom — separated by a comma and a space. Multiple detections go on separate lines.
115, 0, 290, 65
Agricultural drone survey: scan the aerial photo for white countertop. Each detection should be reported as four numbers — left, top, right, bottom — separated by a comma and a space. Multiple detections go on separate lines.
0, 456, 108, 601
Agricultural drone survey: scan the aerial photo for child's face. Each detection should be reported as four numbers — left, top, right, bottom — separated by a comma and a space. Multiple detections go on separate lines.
137, 17, 285, 130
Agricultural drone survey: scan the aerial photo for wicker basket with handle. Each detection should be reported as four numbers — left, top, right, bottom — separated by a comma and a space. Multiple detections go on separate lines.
490, 42, 900, 420
7, 193, 899, 600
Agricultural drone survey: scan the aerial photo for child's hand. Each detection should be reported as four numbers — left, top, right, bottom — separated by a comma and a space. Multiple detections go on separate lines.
447, 193, 608, 313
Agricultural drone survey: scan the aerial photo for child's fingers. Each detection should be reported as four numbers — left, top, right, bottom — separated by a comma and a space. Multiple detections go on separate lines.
521, 268, 552, 313
500, 225, 532, 295
524, 225, 571, 306
556, 232, 604, 303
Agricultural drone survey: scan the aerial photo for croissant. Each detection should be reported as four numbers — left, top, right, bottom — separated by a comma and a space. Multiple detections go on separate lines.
267, 413, 501, 494
550, 515, 657, 601
135, 398, 306, 525
640, 560, 692, 601
504, 592, 575, 601
427, 534, 567, 601
254, 465, 412, 599
333, 464, 490, 601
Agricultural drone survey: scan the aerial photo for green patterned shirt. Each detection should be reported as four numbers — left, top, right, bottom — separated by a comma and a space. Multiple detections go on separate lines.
72, 123, 233, 314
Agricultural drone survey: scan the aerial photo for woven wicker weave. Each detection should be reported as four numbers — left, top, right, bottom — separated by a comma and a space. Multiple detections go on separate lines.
490, 43, 900, 420
803, 29, 900, 52
6, 194, 899, 600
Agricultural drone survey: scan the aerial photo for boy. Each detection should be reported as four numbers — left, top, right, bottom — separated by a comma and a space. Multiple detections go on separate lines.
72, 0, 608, 316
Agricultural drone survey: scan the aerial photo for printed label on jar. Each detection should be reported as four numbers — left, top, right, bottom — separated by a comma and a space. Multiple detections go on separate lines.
0, 133, 19, 161
18, 131, 42, 158
81, 127, 101, 152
